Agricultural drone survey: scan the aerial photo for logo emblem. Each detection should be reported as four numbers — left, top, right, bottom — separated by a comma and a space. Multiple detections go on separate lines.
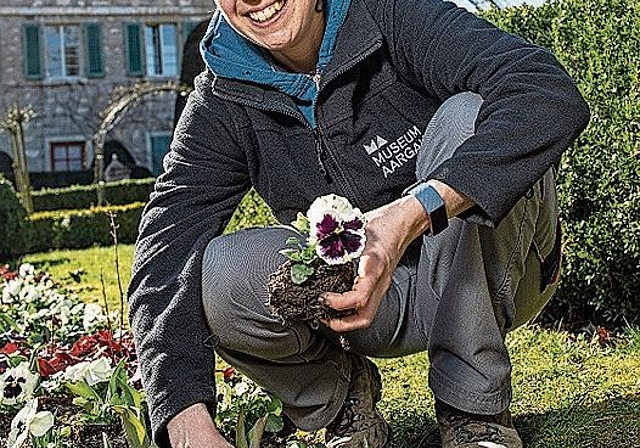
363, 135, 389, 155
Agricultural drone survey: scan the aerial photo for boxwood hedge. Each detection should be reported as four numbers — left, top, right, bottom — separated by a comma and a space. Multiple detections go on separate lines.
0, 175, 31, 261
31, 178, 155, 212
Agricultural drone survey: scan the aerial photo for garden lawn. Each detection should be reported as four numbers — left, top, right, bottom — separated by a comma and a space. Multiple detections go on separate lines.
23, 247, 640, 447
24, 244, 135, 312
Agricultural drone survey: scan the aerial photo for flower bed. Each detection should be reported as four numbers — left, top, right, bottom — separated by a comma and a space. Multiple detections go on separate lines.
0, 264, 326, 448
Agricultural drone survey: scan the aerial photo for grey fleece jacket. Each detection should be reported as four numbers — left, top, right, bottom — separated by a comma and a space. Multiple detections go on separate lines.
127, 0, 590, 445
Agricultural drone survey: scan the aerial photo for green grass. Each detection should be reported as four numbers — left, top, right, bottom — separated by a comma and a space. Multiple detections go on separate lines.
24, 244, 134, 311
377, 326, 640, 447
24, 246, 640, 448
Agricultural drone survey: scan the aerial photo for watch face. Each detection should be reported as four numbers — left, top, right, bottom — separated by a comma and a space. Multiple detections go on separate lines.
408, 183, 448, 235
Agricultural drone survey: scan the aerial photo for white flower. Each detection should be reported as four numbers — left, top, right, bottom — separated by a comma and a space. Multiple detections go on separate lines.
8, 398, 55, 448
83, 303, 105, 330
304, 195, 367, 264
234, 381, 250, 396
306, 194, 354, 224
0, 362, 39, 407
18, 284, 39, 303
61, 357, 113, 386
2, 279, 21, 304
18, 264, 35, 279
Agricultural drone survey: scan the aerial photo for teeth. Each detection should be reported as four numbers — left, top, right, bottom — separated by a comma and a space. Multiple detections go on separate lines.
249, 0, 284, 23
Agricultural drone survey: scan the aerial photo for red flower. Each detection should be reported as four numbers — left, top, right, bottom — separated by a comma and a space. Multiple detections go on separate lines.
1, 342, 20, 355
0, 264, 18, 281
222, 367, 235, 382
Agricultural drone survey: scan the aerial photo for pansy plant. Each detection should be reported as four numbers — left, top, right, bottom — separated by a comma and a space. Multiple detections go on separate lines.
281, 194, 367, 284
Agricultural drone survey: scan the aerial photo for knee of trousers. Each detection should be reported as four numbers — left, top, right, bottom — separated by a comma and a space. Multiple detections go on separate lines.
200, 226, 306, 357
416, 91, 483, 178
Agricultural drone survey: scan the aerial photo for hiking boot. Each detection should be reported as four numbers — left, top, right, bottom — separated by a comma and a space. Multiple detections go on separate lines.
435, 399, 523, 448
325, 355, 389, 448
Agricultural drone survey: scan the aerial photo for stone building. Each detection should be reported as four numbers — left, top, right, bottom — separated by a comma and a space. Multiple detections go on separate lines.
0, 0, 213, 186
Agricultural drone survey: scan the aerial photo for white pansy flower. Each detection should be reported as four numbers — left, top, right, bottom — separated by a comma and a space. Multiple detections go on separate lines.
2, 279, 21, 304
0, 362, 39, 406
19, 284, 39, 303
61, 357, 113, 386
84, 357, 113, 386
304, 195, 367, 265
60, 361, 90, 384
18, 264, 35, 279
306, 194, 354, 224
83, 303, 105, 330
8, 398, 55, 448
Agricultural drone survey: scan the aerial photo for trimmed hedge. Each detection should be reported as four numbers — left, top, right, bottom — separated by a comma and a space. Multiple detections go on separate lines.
31, 178, 155, 212
0, 175, 31, 261
22, 189, 276, 254
28, 203, 145, 253
482, 0, 640, 325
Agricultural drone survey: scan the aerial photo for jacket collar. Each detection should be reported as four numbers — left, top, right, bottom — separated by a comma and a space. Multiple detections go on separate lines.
207, 0, 383, 115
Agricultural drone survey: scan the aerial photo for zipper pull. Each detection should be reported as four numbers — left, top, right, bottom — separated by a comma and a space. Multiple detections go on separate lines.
313, 128, 332, 183
312, 72, 322, 89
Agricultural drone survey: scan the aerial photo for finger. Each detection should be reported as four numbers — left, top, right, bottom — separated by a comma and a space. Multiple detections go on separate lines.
322, 288, 368, 311
325, 310, 376, 333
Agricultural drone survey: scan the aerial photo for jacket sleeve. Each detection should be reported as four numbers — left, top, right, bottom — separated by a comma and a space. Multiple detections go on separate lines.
382, 0, 590, 226
127, 75, 251, 447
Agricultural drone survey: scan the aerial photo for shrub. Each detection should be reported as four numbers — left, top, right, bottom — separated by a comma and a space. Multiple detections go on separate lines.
31, 178, 155, 212
28, 202, 145, 252
483, 0, 640, 325
0, 174, 31, 261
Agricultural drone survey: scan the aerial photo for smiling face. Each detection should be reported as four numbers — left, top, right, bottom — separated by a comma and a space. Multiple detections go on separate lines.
215, 0, 325, 72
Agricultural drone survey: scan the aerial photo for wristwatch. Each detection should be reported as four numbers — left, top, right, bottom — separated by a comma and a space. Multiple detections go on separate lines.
403, 181, 448, 236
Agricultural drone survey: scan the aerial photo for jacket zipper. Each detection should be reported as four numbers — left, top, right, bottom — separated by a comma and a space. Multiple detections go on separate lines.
310, 71, 332, 183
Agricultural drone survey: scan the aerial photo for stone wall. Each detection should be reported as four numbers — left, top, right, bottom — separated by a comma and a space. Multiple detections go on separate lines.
0, 0, 212, 178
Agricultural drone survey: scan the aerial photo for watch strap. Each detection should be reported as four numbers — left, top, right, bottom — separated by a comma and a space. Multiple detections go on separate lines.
403, 181, 448, 235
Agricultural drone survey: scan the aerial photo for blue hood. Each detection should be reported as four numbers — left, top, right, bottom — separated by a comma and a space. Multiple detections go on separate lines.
200, 0, 351, 127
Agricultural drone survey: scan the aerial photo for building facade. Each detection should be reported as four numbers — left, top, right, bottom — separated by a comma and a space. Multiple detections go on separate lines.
0, 0, 212, 185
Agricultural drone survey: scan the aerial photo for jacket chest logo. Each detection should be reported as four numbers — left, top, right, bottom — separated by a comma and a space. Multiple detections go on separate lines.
362, 125, 422, 178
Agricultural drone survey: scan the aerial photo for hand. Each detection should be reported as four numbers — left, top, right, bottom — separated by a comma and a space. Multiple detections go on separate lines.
167, 403, 234, 448
322, 195, 428, 333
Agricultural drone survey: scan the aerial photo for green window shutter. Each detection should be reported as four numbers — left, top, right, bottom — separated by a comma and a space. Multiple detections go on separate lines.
124, 23, 144, 76
150, 134, 172, 176
84, 23, 104, 77
22, 24, 42, 80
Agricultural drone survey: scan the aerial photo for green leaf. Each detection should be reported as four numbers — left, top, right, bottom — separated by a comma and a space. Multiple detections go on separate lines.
64, 380, 102, 401
292, 212, 310, 234
286, 236, 300, 246
279, 248, 302, 261
248, 416, 268, 448
265, 413, 284, 433
267, 396, 283, 415
111, 405, 149, 448
301, 246, 318, 264
236, 407, 249, 448
291, 263, 314, 285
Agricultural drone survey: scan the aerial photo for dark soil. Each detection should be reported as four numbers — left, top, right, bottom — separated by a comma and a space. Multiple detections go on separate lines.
268, 260, 357, 323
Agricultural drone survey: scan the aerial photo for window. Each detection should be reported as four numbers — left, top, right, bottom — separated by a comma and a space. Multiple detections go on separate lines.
44, 25, 81, 79
22, 23, 104, 81
144, 24, 178, 77
125, 21, 198, 77
50, 141, 86, 172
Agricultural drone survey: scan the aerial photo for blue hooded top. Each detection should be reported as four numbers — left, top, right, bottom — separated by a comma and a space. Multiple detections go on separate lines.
200, 0, 351, 127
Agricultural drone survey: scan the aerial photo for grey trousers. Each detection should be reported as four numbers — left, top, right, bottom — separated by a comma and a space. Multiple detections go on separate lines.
201, 92, 560, 431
